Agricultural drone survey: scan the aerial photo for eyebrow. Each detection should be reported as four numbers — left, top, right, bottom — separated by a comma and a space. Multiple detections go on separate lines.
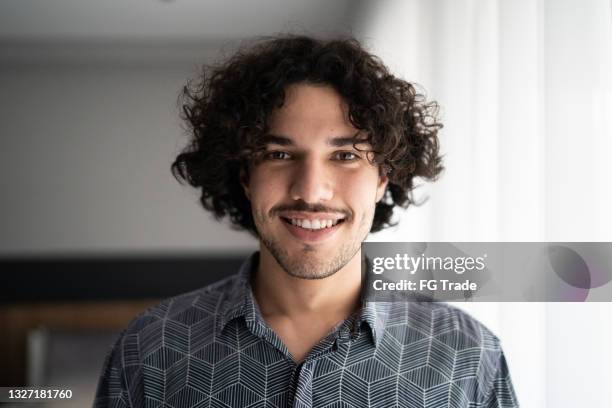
262, 134, 368, 148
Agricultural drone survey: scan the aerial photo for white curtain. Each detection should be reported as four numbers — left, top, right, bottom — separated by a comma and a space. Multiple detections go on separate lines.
359, 0, 612, 407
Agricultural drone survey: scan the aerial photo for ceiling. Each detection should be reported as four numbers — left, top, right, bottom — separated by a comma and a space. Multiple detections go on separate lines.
0, 0, 360, 41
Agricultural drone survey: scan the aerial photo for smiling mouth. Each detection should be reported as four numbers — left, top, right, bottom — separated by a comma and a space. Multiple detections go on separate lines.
280, 217, 346, 230
279, 216, 346, 243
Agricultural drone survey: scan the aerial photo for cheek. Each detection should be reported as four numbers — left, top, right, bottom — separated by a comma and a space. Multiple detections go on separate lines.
339, 171, 381, 206
248, 169, 287, 209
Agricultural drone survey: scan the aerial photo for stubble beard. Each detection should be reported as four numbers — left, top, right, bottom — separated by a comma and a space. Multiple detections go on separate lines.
256, 210, 372, 280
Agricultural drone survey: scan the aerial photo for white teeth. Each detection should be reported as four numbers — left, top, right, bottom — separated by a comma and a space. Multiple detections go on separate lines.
287, 218, 343, 230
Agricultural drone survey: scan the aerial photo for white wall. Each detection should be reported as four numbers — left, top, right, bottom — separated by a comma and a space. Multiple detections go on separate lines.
0, 50, 258, 256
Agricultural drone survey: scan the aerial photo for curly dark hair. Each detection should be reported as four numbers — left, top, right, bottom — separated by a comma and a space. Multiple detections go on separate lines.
172, 35, 443, 237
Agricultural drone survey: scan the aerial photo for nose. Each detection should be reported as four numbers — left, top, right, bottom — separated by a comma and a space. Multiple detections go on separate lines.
289, 157, 333, 203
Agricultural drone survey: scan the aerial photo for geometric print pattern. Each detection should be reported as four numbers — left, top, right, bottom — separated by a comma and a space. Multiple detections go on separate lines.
94, 252, 519, 408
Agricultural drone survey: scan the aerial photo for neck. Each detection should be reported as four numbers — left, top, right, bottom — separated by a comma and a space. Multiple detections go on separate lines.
252, 245, 363, 320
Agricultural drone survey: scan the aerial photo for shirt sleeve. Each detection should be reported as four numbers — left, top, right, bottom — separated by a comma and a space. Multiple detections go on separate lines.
93, 331, 135, 408
483, 350, 520, 407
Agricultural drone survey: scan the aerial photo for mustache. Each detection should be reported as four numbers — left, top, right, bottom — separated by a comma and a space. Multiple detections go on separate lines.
272, 201, 351, 218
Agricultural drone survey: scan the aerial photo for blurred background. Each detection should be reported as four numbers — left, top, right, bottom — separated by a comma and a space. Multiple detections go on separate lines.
0, 0, 611, 407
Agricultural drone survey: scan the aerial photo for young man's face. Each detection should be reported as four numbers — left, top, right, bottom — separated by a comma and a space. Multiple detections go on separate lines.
243, 83, 388, 279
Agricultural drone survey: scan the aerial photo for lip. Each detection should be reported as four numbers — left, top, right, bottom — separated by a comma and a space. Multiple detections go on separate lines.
280, 217, 344, 243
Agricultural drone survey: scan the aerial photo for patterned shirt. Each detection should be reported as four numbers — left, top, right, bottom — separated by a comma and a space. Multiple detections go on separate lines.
94, 252, 518, 407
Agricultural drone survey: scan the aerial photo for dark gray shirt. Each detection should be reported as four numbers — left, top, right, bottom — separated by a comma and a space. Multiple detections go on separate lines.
94, 252, 518, 407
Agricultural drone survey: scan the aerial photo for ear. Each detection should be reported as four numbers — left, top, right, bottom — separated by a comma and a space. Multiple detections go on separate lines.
375, 171, 389, 203
240, 166, 251, 201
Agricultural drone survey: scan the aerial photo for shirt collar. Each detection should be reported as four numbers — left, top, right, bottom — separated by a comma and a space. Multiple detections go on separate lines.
217, 251, 388, 347
358, 300, 389, 347
216, 252, 258, 332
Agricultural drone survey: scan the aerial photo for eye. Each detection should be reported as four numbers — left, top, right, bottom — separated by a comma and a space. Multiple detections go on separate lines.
334, 151, 360, 161
264, 151, 291, 160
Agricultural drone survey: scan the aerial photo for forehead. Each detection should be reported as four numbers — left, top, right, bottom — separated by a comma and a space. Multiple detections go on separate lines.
267, 83, 359, 142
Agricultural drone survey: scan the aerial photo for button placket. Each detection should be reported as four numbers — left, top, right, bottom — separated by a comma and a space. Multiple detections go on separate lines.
289, 360, 315, 407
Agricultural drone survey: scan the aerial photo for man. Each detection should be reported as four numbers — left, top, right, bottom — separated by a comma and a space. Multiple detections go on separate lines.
95, 36, 518, 407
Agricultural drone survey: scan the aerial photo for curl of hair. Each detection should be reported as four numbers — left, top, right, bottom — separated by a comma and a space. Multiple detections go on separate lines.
172, 35, 443, 237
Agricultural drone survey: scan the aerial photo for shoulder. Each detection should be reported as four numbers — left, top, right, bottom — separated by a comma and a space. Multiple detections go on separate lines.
95, 274, 242, 404
380, 301, 505, 376
382, 302, 511, 399
118, 273, 240, 346
396, 301, 502, 350
380, 302, 517, 404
